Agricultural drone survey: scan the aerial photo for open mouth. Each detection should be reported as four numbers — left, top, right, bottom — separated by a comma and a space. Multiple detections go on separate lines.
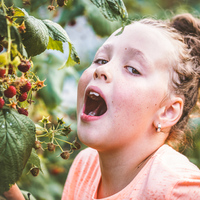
84, 91, 107, 116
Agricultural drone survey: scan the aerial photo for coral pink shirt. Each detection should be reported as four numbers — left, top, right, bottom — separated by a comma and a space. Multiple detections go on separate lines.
62, 144, 200, 200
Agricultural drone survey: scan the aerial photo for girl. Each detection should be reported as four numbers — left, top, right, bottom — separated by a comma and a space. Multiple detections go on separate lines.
62, 13, 200, 199
3, 13, 200, 200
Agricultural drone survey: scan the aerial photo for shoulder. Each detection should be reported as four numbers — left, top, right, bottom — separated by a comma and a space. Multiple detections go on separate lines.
154, 144, 200, 176
143, 144, 200, 199
62, 148, 99, 200
67, 147, 99, 177
73, 147, 99, 166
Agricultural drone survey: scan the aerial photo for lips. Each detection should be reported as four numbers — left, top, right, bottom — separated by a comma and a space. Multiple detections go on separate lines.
83, 86, 107, 117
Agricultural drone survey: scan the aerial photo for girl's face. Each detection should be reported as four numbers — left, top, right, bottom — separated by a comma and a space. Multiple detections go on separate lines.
77, 22, 174, 152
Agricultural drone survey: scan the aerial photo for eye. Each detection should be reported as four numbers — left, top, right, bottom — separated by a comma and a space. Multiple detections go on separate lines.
125, 66, 141, 75
94, 59, 108, 65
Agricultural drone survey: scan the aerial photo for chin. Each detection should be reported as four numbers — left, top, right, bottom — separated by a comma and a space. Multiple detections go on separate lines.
77, 127, 93, 145
77, 127, 102, 150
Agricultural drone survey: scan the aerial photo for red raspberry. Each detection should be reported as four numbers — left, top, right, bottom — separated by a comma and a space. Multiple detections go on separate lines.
18, 92, 27, 102
0, 97, 5, 109
18, 108, 28, 116
18, 60, 31, 72
4, 86, 16, 98
20, 82, 31, 93
0, 68, 6, 78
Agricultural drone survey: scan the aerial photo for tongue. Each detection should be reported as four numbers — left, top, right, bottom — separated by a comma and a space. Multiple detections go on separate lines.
88, 101, 104, 116
85, 95, 107, 116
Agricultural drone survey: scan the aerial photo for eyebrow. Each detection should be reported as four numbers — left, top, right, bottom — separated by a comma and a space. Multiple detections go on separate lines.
96, 44, 113, 54
96, 44, 150, 68
124, 47, 150, 68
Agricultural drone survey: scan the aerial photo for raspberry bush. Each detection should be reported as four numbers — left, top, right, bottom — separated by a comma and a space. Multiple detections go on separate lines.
0, 0, 80, 194
0, 0, 128, 196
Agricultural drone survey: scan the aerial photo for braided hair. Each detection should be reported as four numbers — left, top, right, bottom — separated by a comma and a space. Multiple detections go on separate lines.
138, 14, 200, 150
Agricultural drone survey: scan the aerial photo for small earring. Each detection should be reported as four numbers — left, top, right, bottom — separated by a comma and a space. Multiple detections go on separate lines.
157, 123, 161, 132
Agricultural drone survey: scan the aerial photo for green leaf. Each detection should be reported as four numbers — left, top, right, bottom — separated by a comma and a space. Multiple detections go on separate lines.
90, 0, 128, 22
43, 19, 80, 68
0, 11, 26, 56
47, 37, 64, 53
26, 148, 42, 171
11, 55, 21, 67
13, 7, 25, 19
19, 8, 49, 57
84, 0, 121, 37
10, 25, 26, 56
42, 19, 70, 43
59, 43, 80, 69
0, 52, 8, 67
0, 108, 35, 194
11, 9, 80, 66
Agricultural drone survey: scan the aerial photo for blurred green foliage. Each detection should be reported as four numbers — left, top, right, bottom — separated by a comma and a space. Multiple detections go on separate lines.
3, 0, 200, 199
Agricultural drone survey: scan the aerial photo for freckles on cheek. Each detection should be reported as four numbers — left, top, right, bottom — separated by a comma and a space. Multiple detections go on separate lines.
78, 70, 91, 95
77, 70, 91, 110
113, 92, 141, 116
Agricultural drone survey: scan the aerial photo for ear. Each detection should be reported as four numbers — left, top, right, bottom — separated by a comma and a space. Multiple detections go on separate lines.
153, 96, 183, 130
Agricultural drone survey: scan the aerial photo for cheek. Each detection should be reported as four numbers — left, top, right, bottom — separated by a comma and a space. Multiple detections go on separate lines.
77, 69, 92, 109
112, 85, 142, 117
112, 83, 160, 118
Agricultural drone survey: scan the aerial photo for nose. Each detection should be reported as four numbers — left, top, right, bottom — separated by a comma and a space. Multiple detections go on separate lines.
93, 66, 112, 83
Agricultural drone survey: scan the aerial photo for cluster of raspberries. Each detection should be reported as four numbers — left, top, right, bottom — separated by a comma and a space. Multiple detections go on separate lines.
0, 58, 45, 116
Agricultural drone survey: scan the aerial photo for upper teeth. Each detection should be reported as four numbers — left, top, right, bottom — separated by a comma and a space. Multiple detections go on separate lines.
89, 91, 99, 96
88, 91, 100, 100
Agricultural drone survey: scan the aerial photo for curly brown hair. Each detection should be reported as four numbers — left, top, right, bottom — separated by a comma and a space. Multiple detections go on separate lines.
138, 13, 200, 150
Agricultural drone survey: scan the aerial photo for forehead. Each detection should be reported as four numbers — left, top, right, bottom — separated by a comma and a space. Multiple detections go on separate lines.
100, 22, 175, 68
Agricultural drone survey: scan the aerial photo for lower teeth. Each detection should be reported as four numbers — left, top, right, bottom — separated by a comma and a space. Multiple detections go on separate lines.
88, 111, 96, 116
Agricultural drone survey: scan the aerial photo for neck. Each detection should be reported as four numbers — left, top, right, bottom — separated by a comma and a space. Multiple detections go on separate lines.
97, 139, 163, 199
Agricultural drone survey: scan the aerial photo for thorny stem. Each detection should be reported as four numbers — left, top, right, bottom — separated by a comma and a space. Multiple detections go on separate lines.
36, 131, 49, 138
51, 130, 54, 143
54, 139, 63, 152
44, 122, 47, 129
56, 122, 60, 130
1, 0, 12, 65
55, 137, 73, 145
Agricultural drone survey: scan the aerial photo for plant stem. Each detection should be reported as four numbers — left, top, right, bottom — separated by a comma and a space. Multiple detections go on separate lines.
1, 0, 11, 65
36, 132, 49, 137
56, 122, 60, 130
55, 137, 73, 145
51, 131, 54, 143
54, 139, 63, 152
44, 122, 47, 129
